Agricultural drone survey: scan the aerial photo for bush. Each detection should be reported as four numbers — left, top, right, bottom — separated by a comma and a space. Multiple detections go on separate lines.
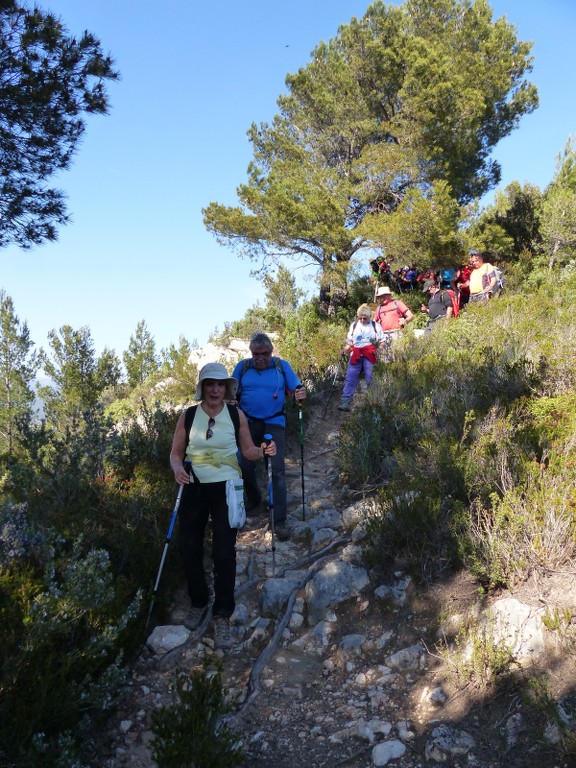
150, 662, 244, 768
363, 490, 467, 583
0, 524, 139, 767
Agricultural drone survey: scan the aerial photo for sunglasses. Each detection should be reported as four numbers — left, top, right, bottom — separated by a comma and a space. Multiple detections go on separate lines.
206, 417, 215, 440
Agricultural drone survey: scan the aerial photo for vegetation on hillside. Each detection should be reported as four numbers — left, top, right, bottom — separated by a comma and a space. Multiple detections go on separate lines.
2, 0, 576, 764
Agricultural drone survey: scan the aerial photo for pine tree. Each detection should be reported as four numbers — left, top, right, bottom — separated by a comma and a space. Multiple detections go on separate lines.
0, 2, 118, 248
203, 0, 538, 314
123, 320, 159, 388
0, 290, 38, 457
39, 325, 101, 428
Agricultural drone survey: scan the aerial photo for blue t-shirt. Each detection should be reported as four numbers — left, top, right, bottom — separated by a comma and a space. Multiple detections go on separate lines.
232, 357, 302, 427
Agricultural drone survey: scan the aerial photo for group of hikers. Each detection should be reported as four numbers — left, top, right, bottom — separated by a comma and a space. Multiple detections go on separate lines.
339, 248, 502, 411
166, 248, 500, 650
370, 249, 501, 302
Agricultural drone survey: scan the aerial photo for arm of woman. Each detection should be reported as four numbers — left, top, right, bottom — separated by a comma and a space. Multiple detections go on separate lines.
237, 409, 276, 461
169, 412, 190, 485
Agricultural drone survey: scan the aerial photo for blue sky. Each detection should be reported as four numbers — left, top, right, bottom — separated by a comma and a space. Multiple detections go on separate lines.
3, 0, 575, 360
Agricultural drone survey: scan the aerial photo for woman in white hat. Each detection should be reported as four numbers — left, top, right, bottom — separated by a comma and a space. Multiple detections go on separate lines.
169, 362, 276, 649
338, 304, 385, 411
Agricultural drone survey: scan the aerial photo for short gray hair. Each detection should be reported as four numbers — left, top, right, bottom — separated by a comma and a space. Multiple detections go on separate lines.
249, 332, 273, 352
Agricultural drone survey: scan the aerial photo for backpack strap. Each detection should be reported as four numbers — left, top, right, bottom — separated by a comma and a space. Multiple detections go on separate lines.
237, 356, 285, 397
184, 404, 198, 439
226, 403, 240, 446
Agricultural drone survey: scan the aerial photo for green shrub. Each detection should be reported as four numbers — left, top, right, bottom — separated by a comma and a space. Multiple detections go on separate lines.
363, 490, 467, 583
336, 396, 395, 487
150, 662, 244, 768
441, 620, 519, 689
0, 526, 138, 767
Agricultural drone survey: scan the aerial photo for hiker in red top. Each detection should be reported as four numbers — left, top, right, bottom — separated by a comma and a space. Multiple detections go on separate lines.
451, 259, 473, 306
374, 286, 414, 333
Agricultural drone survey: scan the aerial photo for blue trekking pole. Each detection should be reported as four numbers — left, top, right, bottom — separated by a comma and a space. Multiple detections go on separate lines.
264, 433, 276, 575
145, 460, 191, 632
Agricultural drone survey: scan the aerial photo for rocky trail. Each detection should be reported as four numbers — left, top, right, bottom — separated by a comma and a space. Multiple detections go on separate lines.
99, 389, 576, 768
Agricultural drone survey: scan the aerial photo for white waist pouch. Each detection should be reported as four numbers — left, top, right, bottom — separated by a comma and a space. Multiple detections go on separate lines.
226, 478, 246, 529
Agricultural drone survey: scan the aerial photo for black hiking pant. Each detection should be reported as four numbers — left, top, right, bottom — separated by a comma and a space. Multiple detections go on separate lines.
178, 480, 237, 618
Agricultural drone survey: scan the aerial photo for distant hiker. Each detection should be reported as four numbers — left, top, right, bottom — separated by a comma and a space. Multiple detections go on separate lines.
232, 333, 306, 542
451, 259, 473, 306
436, 267, 454, 291
421, 282, 454, 333
370, 256, 391, 283
338, 303, 385, 412
468, 249, 498, 304
373, 285, 414, 354
170, 362, 276, 649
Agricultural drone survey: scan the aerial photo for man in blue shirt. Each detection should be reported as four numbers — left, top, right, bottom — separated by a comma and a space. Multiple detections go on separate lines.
232, 333, 306, 541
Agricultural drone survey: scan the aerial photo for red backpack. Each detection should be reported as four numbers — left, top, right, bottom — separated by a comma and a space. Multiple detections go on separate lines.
440, 289, 460, 318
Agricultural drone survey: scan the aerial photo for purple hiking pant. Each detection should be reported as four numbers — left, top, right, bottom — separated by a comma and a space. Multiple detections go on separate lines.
342, 356, 375, 398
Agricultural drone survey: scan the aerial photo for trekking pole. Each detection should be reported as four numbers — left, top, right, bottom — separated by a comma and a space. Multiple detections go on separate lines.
297, 400, 306, 521
145, 460, 191, 632
322, 355, 344, 420
264, 433, 276, 576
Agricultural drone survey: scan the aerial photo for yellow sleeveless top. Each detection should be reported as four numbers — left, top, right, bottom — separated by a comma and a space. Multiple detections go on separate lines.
185, 406, 241, 483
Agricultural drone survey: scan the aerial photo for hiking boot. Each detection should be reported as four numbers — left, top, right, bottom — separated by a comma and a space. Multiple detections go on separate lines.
183, 605, 207, 631
214, 616, 233, 650
338, 397, 352, 412
275, 521, 290, 541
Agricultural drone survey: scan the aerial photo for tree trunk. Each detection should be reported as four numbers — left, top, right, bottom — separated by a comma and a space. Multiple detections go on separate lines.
318, 269, 349, 316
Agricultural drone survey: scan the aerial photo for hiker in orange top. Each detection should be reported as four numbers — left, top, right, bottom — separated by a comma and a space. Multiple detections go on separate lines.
468, 249, 498, 304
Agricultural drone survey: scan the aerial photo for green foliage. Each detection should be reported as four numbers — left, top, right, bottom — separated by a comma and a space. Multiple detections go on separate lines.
150, 663, 244, 768
360, 180, 464, 265
365, 491, 467, 582
441, 620, 519, 689
123, 319, 159, 388
0, 2, 118, 248
341, 271, 576, 589
0, 294, 188, 766
0, 514, 140, 768
471, 181, 543, 260
524, 676, 576, 755
279, 300, 345, 381
39, 325, 119, 433
540, 185, 576, 269
337, 395, 393, 487
0, 290, 39, 458
157, 336, 199, 405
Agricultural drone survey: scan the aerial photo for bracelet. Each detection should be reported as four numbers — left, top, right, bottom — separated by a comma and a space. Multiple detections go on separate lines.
259, 446, 264, 458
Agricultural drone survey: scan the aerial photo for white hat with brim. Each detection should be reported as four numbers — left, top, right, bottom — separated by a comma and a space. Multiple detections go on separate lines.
194, 362, 238, 401
376, 286, 392, 297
